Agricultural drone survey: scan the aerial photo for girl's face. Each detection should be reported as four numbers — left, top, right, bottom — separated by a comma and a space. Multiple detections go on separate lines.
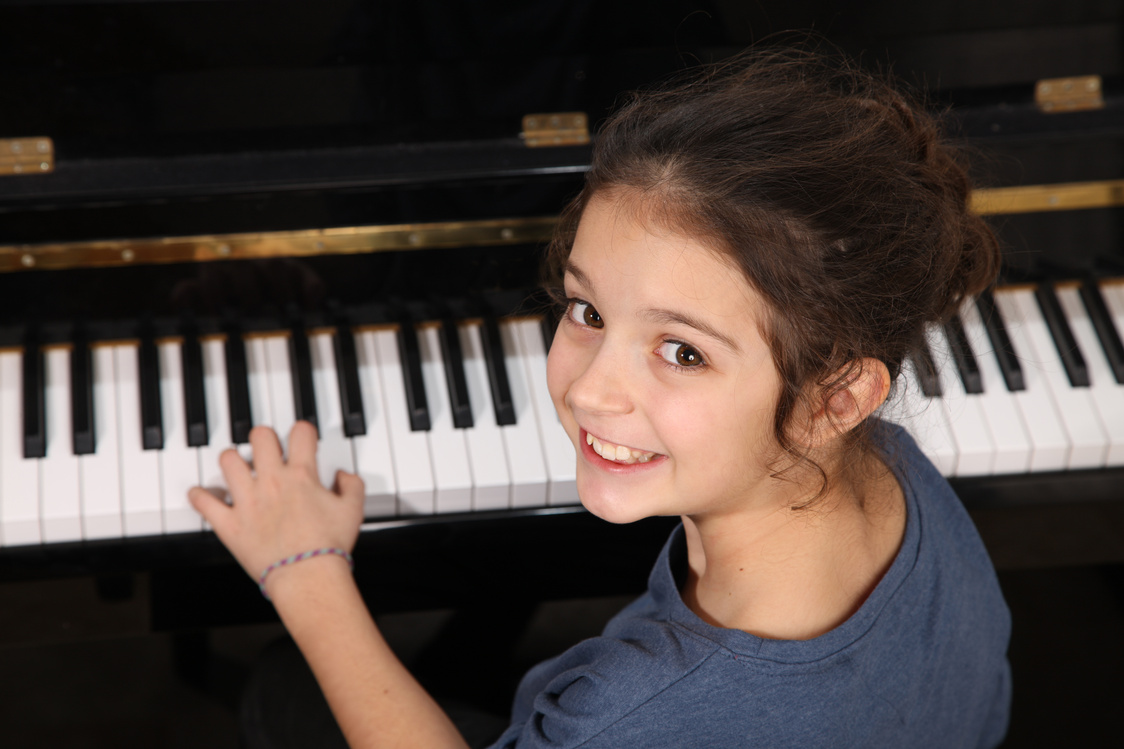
546, 193, 787, 525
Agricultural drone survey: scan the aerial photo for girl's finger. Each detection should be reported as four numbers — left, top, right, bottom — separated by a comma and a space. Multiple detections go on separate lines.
248, 425, 285, 475
335, 471, 365, 503
188, 487, 232, 535
287, 420, 321, 477
218, 447, 255, 501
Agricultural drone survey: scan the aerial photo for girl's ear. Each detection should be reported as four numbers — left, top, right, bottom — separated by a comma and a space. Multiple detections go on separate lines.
805, 359, 890, 448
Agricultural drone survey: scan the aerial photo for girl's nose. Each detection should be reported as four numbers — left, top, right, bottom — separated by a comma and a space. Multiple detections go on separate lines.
567, 342, 635, 417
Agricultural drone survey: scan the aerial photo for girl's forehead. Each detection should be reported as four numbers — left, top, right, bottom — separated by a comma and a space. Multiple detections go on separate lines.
573, 194, 747, 278
569, 193, 767, 321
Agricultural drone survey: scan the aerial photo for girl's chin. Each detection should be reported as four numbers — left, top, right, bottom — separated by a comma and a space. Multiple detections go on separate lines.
577, 478, 665, 525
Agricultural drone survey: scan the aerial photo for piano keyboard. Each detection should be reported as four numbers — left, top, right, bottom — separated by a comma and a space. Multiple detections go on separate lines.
0, 317, 578, 547
1, 281, 1123, 548
886, 282, 1124, 478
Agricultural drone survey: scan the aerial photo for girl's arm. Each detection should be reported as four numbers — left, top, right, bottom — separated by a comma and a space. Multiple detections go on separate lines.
189, 421, 471, 749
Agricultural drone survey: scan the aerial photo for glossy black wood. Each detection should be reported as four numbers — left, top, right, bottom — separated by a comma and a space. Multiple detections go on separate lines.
1036, 284, 1091, 388
137, 320, 164, 451
481, 315, 517, 427
439, 318, 473, 430
976, 291, 1025, 392
287, 315, 319, 430
397, 319, 431, 432
912, 339, 942, 398
223, 319, 253, 444
333, 316, 367, 438
944, 315, 984, 395
69, 326, 95, 456
180, 318, 209, 448
21, 326, 46, 459
1080, 280, 1124, 384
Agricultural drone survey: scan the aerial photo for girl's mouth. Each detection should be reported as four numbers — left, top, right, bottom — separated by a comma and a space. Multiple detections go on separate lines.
583, 430, 660, 465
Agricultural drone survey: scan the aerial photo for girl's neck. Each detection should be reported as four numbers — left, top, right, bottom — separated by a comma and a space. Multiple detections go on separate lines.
679, 455, 906, 641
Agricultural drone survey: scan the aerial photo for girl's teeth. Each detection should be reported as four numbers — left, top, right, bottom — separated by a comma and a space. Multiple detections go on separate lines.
585, 432, 657, 464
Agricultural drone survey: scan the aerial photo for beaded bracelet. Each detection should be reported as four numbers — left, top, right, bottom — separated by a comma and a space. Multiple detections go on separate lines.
257, 548, 354, 601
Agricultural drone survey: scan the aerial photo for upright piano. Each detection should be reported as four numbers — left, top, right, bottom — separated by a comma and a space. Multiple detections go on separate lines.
1, 0, 1123, 629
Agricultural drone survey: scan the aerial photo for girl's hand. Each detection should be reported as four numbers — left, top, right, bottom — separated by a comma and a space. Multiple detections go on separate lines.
188, 421, 365, 591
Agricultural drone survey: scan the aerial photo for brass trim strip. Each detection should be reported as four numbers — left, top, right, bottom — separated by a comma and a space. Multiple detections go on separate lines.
971, 180, 1124, 216
0, 216, 559, 273
3, 178, 1121, 274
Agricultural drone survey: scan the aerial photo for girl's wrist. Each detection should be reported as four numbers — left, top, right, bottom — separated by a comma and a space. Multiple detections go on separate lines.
259, 548, 357, 605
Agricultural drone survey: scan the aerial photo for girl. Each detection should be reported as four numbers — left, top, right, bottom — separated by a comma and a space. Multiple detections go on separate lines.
190, 45, 1011, 748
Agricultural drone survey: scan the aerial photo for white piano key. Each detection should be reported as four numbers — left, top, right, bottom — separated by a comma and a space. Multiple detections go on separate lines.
115, 344, 163, 537
352, 329, 398, 518
460, 322, 513, 512
263, 335, 298, 453
987, 291, 1069, 472
0, 351, 41, 546
926, 325, 995, 476
888, 356, 958, 476
79, 345, 124, 540
498, 320, 549, 508
513, 318, 578, 505
158, 341, 203, 533
40, 347, 83, 542
309, 331, 357, 489
958, 301, 1033, 475
245, 336, 275, 430
999, 289, 1107, 469
417, 324, 474, 514
1057, 285, 1124, 466
198, 338, 235, 500
372, 328, 434, 514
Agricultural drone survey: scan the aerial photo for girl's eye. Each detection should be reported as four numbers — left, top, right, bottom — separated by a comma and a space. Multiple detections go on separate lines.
568, 300, 603, 329
657, 341, 706, 369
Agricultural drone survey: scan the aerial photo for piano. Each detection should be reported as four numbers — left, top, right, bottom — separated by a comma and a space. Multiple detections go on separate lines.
2, 0, 1124, 629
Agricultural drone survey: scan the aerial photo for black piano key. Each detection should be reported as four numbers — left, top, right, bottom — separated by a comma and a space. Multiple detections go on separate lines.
911, 338, 942, 398
942, 315, 983, 395
138, 322, 163, 450
70, 328, 96, 455
181, 320, 209, 447
1079, 280, 1124, 384
397, 322, 430, 432
333, 322, 366, 437
288, 320, 318, 430
439, 318, 473, 429
223, 322, 253, 444
21, 327, 46, 459
975, 290, 1025, 392
1034, 283, 1090, 388
481, 316, 516, 426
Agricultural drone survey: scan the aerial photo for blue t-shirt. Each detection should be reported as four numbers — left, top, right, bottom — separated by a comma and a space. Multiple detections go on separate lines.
490, 423, 1011, 748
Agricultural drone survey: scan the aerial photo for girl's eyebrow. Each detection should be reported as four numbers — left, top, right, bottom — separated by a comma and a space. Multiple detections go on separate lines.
564, 260, 742, 355
643, 308, 742, 355
562, 260, 592, 291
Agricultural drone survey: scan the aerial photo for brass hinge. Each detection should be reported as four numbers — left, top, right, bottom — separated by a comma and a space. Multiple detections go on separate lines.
0, 136, 55, 176
521, 112, 590, 147
1034, 76, 1103, 113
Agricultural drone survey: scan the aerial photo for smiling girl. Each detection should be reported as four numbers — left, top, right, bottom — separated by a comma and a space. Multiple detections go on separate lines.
191, 45, 1011, 748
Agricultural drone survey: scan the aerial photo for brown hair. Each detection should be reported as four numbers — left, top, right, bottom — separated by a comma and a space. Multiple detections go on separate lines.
545, 44, 999, 496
